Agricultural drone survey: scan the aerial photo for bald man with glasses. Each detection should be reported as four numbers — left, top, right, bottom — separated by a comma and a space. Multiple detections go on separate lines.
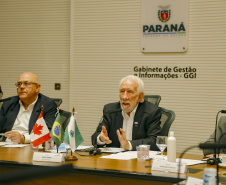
0, 72, 57, 144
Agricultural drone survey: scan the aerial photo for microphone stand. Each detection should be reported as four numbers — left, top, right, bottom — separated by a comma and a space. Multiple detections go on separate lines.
205, 110, 222, 185
179, 111, 226, 184
213, 111, 226, 184
203, 110, 226, 184
89, 132, 102, 155
90, 109, 121, 155
178, 145, 222, 185
212, 111, 222, 165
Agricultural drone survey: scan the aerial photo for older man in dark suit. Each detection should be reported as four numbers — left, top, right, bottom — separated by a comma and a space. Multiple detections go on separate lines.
92, 75, 161, 151
0, 72, 57, 144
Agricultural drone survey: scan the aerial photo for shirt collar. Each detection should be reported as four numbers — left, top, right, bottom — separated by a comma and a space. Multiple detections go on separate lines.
19, 96, 38, 110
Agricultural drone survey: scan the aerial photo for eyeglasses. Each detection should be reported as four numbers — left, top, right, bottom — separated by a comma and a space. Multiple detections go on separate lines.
15, 81, 38, 88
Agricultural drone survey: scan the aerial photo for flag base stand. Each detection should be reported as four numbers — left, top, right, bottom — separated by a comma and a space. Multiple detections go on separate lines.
66, 155, 78, 161
66, 149, 78, 161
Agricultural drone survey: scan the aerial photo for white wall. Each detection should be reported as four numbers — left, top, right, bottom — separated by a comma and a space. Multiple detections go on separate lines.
0, 0, 70, 110
0, 0, 226, 155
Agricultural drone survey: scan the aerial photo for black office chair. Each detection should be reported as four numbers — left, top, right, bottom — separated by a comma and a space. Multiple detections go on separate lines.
144, 95, 161, 106
0, 85, 3, 109
58, 109, 72, 132
159, 107, 175, 136
52, 98, 63, 107
0, 85, 2, 97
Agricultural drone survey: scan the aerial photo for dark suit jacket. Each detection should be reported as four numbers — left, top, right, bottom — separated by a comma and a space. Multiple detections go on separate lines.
0, 93, 57, 136
91, 100, 161, 151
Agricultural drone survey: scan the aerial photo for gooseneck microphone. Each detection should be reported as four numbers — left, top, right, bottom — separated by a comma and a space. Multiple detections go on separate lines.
212, 110, 226, 164
179, 110, 226, 184
220, 110, 226, 113
90, 108, 122, 155
199, 110, 226, 152
199, 143, 226, 149
198, 110, 226, 185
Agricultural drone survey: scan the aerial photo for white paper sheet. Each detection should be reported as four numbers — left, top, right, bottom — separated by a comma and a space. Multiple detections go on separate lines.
176, 158, 206, 166
186, 177, 203, 185
100, 151, 205, 165
100, 151, 160, 160
2, 144, 27, 148
0, 142, 6, 146
0, 141, 28, 147
100, 147, 125, 153
76, 145, 93, 150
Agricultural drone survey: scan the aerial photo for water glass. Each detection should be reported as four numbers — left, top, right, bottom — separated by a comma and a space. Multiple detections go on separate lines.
136, 145, 150, 161
156, 136, 167, 156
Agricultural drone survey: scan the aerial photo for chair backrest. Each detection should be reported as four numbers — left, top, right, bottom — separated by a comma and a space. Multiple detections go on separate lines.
59, 109, 72, 132
144, 95, 161, 106
0, 85, 2, 98
159, 107, 175, 136
0, 86, 3, 109
52, 98, 63, 107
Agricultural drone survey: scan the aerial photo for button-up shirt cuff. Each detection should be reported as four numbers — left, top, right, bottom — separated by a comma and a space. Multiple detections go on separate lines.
97, 134, 106, 145
128, 141, 132, 151
24, 134, 31, 144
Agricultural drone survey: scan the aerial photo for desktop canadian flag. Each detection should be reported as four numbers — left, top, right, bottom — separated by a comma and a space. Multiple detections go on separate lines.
30, 110, 51, 147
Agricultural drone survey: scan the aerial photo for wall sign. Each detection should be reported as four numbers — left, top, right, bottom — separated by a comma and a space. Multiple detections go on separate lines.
133, 66, 197, 80
141, 0, 188, 52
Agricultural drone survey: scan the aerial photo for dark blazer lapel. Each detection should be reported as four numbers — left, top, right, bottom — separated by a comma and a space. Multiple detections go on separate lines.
132, 103, 144, 139
6, 103, 20, 131
111, 102, 123, 129
116, 111, 123, 129
112, 110, 123, 147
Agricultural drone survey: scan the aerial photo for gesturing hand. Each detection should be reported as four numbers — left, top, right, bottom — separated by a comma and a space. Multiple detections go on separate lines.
99, 126, 112, 144
117, 128, 130, 150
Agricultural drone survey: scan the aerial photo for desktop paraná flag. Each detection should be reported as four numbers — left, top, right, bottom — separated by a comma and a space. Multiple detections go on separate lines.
64, 114, 84, 151
50, 112, 64, 149
30, 112, 51, 147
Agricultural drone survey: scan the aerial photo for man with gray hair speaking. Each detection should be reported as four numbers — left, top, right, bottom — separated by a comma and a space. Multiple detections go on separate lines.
92, 75, 161, 151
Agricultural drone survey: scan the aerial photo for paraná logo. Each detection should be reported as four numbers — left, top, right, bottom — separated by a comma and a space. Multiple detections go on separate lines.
158, 6, 171, 23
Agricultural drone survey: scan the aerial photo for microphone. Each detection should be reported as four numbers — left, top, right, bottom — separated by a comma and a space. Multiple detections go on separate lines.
200, 142, 226, 166
199, 110, 226, 183
89, 134, 102, 155
0, 97, 11, 103
90, 108, 122, 155
199, 143, 226, 149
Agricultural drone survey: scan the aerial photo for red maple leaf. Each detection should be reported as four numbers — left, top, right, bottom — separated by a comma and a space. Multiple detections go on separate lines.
31, 124, 43, 135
